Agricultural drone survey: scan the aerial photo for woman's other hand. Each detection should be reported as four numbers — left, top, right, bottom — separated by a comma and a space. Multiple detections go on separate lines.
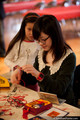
22, 64, 40, 78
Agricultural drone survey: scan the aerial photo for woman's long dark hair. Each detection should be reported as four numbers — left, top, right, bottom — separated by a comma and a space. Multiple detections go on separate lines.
6, 12, 39, 56
33, 15, 71, 63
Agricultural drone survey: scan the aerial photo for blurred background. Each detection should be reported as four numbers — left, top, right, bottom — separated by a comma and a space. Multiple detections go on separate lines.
0, 0, 80, 74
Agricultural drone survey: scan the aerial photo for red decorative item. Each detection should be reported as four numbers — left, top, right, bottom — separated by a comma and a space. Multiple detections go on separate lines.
23, 107, 29, 119
23, 99, 52, 116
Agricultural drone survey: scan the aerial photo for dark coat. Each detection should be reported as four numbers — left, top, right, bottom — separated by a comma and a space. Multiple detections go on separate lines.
21, 51, 76, 106
0, 0, 6, 20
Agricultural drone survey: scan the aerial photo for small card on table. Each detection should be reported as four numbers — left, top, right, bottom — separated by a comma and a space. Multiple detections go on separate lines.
29, 107, 69, 120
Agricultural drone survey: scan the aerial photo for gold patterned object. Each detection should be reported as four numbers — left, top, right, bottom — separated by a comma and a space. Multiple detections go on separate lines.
0, 76, 10, 87
23, 99, 52, 115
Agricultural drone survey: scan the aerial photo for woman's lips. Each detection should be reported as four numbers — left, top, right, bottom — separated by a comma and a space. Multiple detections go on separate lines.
42, 46, 47, 49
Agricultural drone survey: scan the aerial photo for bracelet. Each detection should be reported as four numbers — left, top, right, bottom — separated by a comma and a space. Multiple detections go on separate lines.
37, 72, 44, 81
13, 65, 22, 71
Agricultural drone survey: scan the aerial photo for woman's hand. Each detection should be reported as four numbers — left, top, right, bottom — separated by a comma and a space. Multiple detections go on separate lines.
22, 64, 40, 78
11, 69, 22, 84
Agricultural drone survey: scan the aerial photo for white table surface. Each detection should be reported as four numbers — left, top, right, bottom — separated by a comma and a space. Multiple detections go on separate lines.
0, 84, 80, 120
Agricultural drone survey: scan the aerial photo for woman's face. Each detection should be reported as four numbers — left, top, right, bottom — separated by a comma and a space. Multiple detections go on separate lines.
38, 32, 52, 51
25, 22, 34, 41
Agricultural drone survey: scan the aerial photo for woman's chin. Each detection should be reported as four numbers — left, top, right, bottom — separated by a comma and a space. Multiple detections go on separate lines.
43, 48, 48, 51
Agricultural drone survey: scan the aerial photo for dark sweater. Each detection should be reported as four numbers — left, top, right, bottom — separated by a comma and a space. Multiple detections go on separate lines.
21, 50, 76, 106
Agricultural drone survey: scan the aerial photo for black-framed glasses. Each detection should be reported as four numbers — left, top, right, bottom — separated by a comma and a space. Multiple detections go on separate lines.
37, 36, 49, 44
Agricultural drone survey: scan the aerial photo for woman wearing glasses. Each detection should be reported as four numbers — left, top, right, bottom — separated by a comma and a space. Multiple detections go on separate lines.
11, 15, 76, 106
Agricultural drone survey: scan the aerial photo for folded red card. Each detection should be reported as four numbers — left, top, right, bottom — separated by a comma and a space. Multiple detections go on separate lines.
23, 99, 52, 116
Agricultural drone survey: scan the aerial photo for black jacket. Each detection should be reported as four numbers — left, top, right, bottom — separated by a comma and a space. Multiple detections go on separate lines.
21, 50, 76, 106
0, 0, 6, 20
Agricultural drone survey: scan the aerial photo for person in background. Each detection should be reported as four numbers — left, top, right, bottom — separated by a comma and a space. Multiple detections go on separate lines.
4, 12, 40, 91
4, 12, 40, 71
11, 15, 76, 106
0, 0, 6, 57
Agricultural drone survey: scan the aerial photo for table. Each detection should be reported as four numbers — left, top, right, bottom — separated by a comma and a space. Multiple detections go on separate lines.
0, 84, 80, 120
4, 0, 65, 14
23, 5, 80, 21
4, 1, 38, 13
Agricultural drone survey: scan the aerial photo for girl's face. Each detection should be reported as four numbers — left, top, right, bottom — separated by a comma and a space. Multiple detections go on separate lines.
38, 32, 52, 51
25, 22, 34, 41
